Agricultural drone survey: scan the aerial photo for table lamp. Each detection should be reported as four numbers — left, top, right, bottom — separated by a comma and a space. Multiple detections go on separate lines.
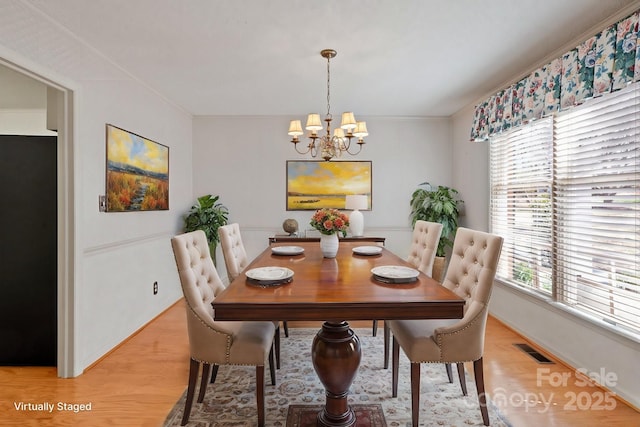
345, 195, 368, 237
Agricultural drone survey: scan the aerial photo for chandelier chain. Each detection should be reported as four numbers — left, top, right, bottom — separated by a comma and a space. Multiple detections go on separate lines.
326, 55, 331, 119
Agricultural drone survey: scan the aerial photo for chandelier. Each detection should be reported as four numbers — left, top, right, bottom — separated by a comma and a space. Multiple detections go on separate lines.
288, 49, 368, 161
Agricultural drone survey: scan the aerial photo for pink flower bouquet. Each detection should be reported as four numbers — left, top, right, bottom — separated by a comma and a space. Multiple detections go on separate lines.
310, 208, 349, 236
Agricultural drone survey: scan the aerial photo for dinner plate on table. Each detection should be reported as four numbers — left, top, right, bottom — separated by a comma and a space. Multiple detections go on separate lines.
271, 246, 305, 256
352, 246, 383, 256
245, 266, 294, 286
371, 265, 420, 284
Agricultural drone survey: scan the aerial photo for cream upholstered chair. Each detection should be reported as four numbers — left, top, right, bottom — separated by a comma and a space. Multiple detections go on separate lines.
376, 220, 443, 368
406, 220, 444, 277
171, 230, 276, 426
218, 223, 250, 283
388, 227, 503, 427
219, 223, 289, 343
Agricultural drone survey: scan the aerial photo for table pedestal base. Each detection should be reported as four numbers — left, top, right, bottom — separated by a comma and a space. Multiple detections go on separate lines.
312, 321, 362, 427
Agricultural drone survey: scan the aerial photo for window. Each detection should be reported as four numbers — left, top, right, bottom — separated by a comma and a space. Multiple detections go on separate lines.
490, 118, 554, 293
490, 83, 640, 337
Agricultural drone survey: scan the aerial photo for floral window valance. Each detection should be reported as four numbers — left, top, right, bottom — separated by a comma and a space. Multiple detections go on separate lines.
470, 10, 640, 141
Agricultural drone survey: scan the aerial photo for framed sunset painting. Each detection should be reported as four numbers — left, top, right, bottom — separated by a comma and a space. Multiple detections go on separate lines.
286, 160, 372, 210
105, 124, 169, 212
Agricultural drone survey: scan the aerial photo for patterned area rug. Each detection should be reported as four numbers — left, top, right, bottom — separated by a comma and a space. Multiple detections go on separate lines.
163, 328, 512, 427
286, 404, 386, 427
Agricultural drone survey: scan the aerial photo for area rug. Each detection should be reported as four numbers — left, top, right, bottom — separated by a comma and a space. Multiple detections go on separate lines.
286, 404, 386, 427
163, 328, 512, 427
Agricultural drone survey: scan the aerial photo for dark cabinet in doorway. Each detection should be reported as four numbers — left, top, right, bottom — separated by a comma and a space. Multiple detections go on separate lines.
0, 135, 57, 365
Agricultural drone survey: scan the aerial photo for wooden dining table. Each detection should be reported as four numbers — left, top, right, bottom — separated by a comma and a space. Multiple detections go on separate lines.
212, 241, 464, 427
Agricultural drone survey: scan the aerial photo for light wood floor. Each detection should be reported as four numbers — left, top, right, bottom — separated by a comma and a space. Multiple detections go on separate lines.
1, 299, 637, 426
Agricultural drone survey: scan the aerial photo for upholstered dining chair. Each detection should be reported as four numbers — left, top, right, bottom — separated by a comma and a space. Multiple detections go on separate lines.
219, 223, 289, 345
375, 220, 443, 368
218, 223, 250, 283
171, 230, 277, 427
388, 227, 503, 427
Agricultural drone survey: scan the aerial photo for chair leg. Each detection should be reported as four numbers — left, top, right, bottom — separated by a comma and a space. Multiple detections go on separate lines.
372, 319, 378, 336
268, 343, 276, 386
445, 363, 453, 383
198, 363, 211, 403
210, 364, 219, 384
473, 357, 490, 426
391, 336, 400, 397
383, 321, 390, 369
209, 360, 217, 383
457, 362, 468, 396
410, 362, 420, 427
283, 321, 289, 337
181, 358, 199, 426
274, 327, 281, 369
256, 365, 265, 427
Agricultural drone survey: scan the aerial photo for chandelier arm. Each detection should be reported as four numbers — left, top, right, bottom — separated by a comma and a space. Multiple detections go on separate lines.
292, 140, 316, 156
342, 135, 352, 151
292, 143, 311, 155
344, 141, 364, 156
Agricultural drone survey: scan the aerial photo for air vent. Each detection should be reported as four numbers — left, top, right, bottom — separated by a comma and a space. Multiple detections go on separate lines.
514, 343, 554, 364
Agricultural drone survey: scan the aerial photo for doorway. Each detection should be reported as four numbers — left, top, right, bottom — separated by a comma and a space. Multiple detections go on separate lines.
0, 60, 75, 376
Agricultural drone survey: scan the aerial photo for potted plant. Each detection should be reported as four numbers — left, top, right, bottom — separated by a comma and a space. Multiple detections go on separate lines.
409, 182, 464, 281
183, 194, 229, 266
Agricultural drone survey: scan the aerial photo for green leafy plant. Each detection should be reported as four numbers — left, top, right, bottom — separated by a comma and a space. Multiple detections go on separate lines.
514, 262, 534, 285
409, 182, 464, 257
183, 194, 229, 265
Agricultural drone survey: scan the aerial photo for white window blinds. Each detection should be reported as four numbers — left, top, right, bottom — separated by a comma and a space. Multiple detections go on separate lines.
490, 118, 554, 293
490, 83, 640, 337
554, 84, 640, 334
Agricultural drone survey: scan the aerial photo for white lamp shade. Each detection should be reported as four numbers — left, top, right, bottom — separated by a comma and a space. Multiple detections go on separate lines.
305, 113, 323, 131
345, 194, 368, 210
333, 128, 345, 138
288, 120, 303, 136
353, 121, 368, 137
340, 112, 357, 130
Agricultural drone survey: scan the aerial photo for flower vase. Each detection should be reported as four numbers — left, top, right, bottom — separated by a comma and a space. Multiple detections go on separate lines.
320, 233, 339, 258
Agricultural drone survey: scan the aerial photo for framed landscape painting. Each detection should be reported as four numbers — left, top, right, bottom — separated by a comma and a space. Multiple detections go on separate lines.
286, 160, 372, 210
106, 124, 169, 212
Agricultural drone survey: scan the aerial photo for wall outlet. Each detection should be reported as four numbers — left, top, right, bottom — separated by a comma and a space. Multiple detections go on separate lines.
153, 281, 158, 295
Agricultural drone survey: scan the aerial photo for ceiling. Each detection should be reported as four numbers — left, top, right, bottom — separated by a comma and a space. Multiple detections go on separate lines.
17, 0, 638, 117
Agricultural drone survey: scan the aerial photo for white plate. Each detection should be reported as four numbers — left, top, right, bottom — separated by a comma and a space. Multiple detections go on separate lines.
271, 246, 305, 256
371, 265, 420, 280
245, 267, 294, 281
352, 246, 383, 255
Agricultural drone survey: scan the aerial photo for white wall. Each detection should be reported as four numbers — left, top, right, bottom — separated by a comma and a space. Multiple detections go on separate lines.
0, 109, 57, 135
451, 102, 640, 408
0, 3, 191, 373
192, 115, 453, 280
76, 79, 192, 368
451, 104, 489, 231
0, 66, 55, 135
